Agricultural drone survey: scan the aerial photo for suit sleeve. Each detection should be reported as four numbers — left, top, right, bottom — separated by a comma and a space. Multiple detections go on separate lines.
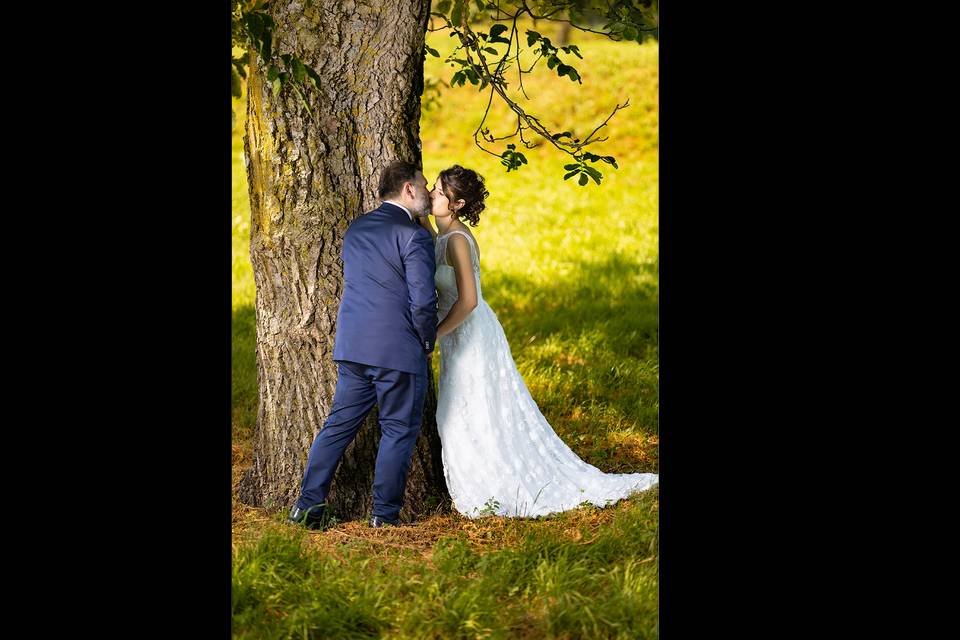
403, 227, 438, 354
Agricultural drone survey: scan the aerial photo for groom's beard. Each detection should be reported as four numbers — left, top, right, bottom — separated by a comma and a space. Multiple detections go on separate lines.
413, 196, 431, 217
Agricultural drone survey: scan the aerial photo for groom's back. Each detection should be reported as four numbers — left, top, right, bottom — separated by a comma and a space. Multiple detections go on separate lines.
333, 203, 436, 375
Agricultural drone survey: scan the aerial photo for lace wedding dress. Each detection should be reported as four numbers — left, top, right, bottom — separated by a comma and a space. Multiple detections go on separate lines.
434, 229, 658, 518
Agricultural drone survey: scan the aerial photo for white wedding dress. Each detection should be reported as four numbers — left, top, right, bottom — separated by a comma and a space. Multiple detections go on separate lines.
434, 229, 658, 519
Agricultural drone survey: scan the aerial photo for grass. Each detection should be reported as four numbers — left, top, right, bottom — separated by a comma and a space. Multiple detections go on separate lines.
233, 489, 658, 640
233, 20, 657, 638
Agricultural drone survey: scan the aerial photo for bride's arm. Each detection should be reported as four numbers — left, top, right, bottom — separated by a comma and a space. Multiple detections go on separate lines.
417, 214, 438, 241
436, 234, 478, 338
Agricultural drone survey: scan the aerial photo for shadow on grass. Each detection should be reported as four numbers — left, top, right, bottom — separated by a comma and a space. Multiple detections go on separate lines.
481, 252, 659, 472
232, 252, 659, 471
232, 304, 257, 445
483, 252, 658, 355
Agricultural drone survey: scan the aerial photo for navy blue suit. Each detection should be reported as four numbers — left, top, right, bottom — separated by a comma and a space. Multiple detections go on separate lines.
296, 202, 437, 522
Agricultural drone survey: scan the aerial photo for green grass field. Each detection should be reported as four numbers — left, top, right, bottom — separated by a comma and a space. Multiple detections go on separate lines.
233, 22, 658, 639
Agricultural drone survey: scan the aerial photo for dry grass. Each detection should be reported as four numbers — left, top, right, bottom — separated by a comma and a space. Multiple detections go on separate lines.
232, 453, 656, 566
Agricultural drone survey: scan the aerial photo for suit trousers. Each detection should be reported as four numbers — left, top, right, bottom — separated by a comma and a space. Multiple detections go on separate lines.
296, 360, 427, 521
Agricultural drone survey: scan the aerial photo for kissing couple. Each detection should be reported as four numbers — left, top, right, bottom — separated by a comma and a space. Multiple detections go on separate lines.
288, 160, 658, 529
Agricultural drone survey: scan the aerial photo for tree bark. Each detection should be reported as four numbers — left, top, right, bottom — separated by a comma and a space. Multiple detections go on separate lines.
237, 0, 450, 522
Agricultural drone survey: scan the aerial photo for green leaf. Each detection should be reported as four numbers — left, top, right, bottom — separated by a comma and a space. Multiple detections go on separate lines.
526, 30, 540, 46
553, 132, 573, 140
582, 166, 602, 180
563, 170, 579, 180
547, 56, 559, 70
602, 156, 619, 169
623, 26, 638, 41
451, 0, 462, 26
563, 163, 580, 170
291, 82, 311, 113
245, 13, 263, 42
567, 68, 581, 83
425, 45, 440, 57
518, 153, 527, 164
578, 173, 589, 186
232, 57, 247, 79
489, 24, 509, 38
260, 30, 272, 62
292, 57, 307, 83
568, 44, 583, 59
474, 0, 485, 11
436, 0, 451, 14
483, 47, 499, 55
272, 77, 282, 95
451, 70, 465, 86
305, 65, 322, 89
231, 67, 243, 98
581, 166, 602, 184
557, 63, 570, 77
267, 64, 280, 82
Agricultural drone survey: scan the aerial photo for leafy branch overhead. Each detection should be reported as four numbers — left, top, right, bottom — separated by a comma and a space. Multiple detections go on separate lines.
430, 0, 657, 186
231, 0, 659, 187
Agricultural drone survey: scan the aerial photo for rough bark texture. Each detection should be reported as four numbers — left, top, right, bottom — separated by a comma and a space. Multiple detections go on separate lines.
237, 0, 450, 522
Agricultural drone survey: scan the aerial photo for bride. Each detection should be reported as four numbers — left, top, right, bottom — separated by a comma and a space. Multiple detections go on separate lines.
418, 165, 658, 519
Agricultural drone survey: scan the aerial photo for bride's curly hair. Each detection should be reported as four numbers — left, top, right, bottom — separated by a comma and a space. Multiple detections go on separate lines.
439, 165, 489, 227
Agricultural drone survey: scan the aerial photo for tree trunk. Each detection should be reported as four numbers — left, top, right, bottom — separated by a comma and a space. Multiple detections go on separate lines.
237, 0, 450, 523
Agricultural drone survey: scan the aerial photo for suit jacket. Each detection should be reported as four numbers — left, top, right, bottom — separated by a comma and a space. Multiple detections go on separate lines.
332, 202, 438, 374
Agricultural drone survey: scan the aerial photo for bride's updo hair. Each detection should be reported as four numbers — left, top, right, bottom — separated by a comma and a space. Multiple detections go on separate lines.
439, 165, 489, 227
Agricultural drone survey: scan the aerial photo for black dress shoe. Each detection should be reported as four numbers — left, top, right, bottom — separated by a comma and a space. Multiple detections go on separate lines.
369, 515, 400, 528
288, 504, 327, 530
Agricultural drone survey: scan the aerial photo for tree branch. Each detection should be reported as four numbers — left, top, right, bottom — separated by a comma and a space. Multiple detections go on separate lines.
582, 99, 630, 145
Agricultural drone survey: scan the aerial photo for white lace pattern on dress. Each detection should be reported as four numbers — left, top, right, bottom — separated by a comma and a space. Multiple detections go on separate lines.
434, 229, 658, 518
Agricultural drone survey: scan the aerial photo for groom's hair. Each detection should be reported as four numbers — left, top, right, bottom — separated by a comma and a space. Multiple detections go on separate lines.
378, 160, 421, 199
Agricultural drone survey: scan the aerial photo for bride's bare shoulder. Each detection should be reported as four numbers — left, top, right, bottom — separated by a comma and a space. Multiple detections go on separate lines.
460, 228, 480, 261
444, 227, 480, 263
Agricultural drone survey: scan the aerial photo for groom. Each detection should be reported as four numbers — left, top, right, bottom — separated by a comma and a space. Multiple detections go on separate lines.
288, 160, 437, 529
